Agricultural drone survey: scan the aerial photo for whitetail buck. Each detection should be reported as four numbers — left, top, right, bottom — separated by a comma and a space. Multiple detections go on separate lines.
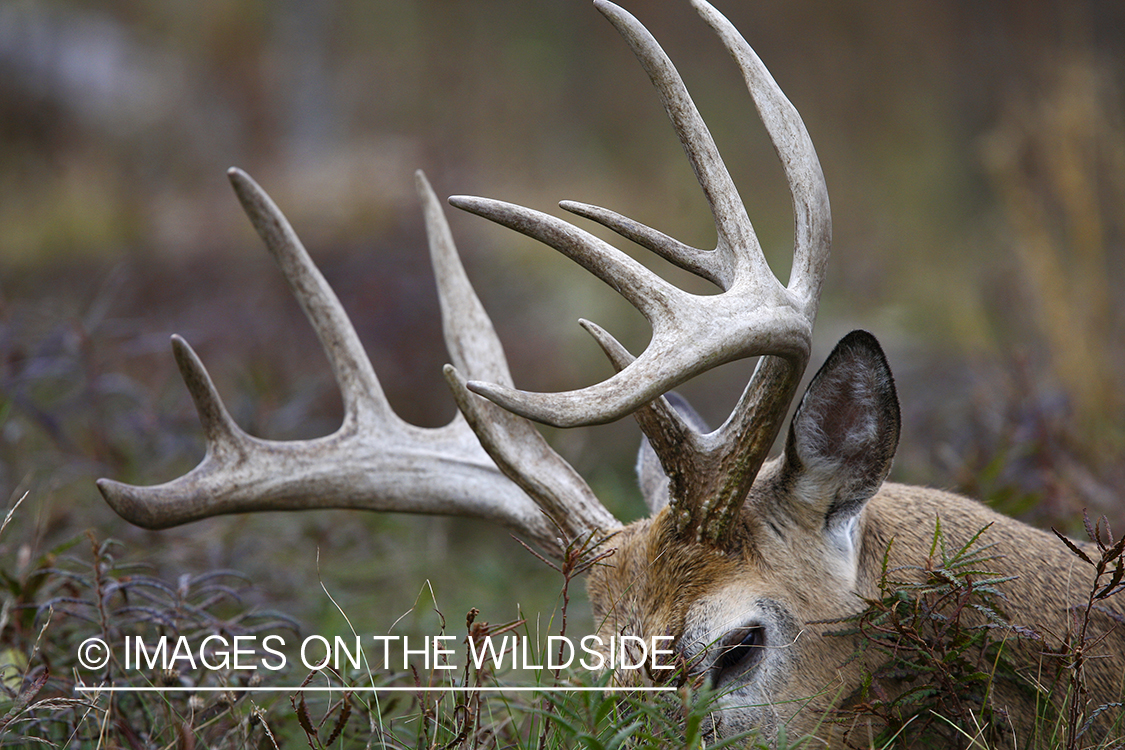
98, 0, 1124, 746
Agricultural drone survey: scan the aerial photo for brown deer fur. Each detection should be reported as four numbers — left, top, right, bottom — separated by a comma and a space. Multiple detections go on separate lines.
588, 333, 1125, 745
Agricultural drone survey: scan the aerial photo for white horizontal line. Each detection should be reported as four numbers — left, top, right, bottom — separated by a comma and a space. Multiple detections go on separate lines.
74, 685, 676, 693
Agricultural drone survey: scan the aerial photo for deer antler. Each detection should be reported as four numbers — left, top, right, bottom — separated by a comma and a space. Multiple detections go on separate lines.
99, 0, 828, 553
97, 169, 620, 559
449, 0, 830, 544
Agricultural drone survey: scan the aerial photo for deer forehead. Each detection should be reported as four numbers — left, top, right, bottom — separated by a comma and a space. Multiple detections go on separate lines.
588, 504, 857, 643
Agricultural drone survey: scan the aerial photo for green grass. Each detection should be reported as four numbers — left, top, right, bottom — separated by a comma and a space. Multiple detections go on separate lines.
2, 500, 1124, 748
0, 504, 757, 748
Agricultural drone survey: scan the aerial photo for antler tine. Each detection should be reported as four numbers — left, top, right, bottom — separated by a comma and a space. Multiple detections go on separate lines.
462, 282, 810, 429
226, 168, 393, 429
691, 0, 831, 304
168, 333, 246, 455
593, 0, 763, 288
559, 200, 723, 287
577, 319, 699, 463
448, 195, 683, 322
421, 172, 621, 542
418, 172, 513, 386
97, 169, 622, 559
443, 366, 621, 543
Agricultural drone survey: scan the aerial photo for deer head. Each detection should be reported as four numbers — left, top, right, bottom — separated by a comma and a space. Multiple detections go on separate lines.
98, 1, 1125, 746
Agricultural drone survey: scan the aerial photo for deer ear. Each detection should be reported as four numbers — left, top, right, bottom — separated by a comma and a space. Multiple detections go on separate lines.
780, 330, 900, 547
636, 393, 710, 515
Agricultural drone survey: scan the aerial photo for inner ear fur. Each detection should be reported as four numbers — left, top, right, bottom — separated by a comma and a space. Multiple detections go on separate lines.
780, 330, 901, 532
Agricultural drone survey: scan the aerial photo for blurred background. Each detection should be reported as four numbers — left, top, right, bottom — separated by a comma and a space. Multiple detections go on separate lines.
0, 0, 1123, 636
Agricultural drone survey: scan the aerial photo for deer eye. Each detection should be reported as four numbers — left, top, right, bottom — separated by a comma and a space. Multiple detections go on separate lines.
711, 624, 766, 687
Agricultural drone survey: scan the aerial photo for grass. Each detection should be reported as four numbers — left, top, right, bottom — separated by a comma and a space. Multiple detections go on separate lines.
825, 520, 1032, 748
1, 496, 1124, 748
0, 503, 763, 748
824, 517, 1125, 750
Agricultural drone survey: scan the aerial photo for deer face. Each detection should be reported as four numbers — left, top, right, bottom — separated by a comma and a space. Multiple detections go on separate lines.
588, 331, 901, 740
